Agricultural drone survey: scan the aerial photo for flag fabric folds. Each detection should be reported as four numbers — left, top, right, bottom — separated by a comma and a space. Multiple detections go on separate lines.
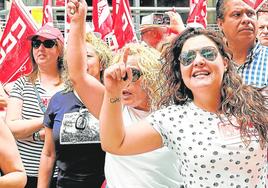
111, 0, 137, 49
0, 0, 37, 84
92, 0, 113, 39
42, 0, 53, 26
187, 0, 207, 29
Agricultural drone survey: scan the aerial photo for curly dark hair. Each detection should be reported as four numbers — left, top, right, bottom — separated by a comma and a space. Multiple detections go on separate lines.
159, 27, 268, 148
216, 0, 226, 20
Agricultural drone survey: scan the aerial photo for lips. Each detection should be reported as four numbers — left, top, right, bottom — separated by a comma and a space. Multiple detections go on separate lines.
122, 90, 132, 96
239, 27, 254, 32
192, 70, 210, 77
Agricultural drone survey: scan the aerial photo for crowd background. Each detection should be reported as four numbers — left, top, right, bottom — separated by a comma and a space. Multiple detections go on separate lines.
0, 0, 267, 187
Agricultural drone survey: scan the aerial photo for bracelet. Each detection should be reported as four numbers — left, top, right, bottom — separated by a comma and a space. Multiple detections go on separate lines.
109, 97, 121, 103
33, 131, 41, 141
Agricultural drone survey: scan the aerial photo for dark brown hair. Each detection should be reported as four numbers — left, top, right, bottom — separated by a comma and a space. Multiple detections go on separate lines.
160, 27, 268, 148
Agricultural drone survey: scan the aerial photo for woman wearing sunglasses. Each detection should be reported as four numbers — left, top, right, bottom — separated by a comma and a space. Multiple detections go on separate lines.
37, 32, 112, 188
102, 43, 182, 188
5, 23, 65, 188
66, 1, 181, 187
99, 27, 268, 187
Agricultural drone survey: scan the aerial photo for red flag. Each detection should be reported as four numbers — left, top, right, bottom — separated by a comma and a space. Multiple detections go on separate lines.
243, 0, 255, 8
92, 0, 113, 39
0, 0, 38, 84
255, 0, 267, 11
42, 0, 53, 26
111, 0, 137, 49
187, 0, 207, 29
56, 0, 65, 6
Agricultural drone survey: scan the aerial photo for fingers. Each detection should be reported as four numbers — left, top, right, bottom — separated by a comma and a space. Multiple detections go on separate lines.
68, 0, 79, 15
120, 47, 130, 79
67, 0, 87, 17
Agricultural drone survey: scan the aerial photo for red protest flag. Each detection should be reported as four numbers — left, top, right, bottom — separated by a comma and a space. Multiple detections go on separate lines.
92, 0, 113, 39
111, 0, 137, 49
243, 0, 255, 8
255, 0, 267, 11
56, 0, 65, 6
42, 0, 53, 26
0, 0, 38, 84
187, 0, 207, 29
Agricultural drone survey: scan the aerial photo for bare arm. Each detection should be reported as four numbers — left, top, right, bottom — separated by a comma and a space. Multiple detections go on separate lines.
5, 97, 43, 139
99, 51, 162, 155
67, 0, 104, 118
0, 118, 27, 188
0, 83, 8, 109
37, 127, 56, 188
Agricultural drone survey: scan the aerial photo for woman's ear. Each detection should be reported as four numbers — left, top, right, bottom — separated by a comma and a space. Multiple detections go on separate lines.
99, 61, 104, 71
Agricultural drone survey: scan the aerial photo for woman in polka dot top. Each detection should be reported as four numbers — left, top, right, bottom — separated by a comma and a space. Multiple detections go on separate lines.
99, 27, 268, 188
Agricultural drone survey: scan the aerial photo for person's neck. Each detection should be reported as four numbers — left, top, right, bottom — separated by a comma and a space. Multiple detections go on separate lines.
228, 40, 254, 65
193, 91, 221, 113
38, 70, 60, 86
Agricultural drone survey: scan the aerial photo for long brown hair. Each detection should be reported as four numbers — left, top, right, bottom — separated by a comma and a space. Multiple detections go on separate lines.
160, 27, 268, 148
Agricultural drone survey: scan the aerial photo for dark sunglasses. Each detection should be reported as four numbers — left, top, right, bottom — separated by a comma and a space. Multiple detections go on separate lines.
179, 46, 218, 66
32, 39, 57, 49
122, 67, 143, 82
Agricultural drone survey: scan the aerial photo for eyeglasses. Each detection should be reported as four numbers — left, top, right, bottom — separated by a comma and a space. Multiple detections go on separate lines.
32, 39, 57, 49
179, 46, 218, 66
122, 67, 143, 82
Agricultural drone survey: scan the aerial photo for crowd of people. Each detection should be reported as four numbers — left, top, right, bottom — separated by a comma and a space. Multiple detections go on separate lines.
0, 0, 267, 187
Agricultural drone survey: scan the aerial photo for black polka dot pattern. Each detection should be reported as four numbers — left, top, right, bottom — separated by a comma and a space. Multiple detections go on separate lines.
147, 102, 267, 187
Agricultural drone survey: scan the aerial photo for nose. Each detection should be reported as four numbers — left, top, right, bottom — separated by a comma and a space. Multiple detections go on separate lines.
263, 26, 268, 33
241, 13, 253, 25
193, 53, 206, 67
37, 43, 46, 50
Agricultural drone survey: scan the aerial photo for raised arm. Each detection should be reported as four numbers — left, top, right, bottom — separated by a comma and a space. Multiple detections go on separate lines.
99, 50, 162, 155
67, 0, 104, 118
0, 117, 27, 188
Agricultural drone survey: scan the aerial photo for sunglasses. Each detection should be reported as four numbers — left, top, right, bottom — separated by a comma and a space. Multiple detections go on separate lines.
32, 39, 57, 49
179, 46, 218, 66
122, 67, 143, 82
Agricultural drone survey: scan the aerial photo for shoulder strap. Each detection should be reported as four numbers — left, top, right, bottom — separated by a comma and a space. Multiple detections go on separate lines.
33, 84, 47, 113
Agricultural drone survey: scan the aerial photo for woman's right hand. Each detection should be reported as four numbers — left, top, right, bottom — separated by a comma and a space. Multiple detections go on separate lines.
67, 0, 87, 23
104, 48, 133, 95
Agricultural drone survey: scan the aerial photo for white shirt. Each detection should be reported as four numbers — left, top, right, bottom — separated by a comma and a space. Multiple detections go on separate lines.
148, 101, 267, 187
105, 106, 182, 188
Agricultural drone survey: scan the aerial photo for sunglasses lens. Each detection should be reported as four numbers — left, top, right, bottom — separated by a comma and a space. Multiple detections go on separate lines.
32, 40, 56, 49
32, 40, 41, 49
201, 47, 218, 61
131, 68, 142, 82
180, 47, 218, 66
43, 40, 56, 48
180, 50, 196, 66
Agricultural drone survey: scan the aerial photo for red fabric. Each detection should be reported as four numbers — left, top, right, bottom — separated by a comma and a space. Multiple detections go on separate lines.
111, 0, 137, 49
0, 0, 37, 84
100, 179, 107, 188
187, 0, 207, 29
254, 0, 266, 10
242, 0, 255, 8
92, 0, 113, 39
56, 0, 65, 6
42, 0, 53, 26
